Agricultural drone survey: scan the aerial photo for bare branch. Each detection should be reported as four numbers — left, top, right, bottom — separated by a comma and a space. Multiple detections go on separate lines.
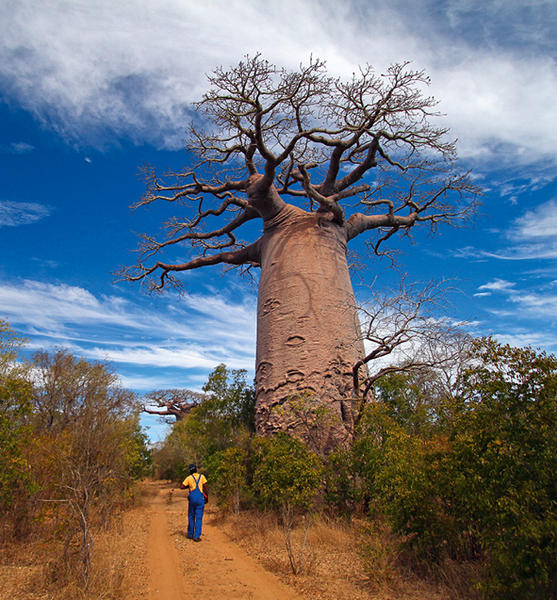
116, 242, 260, 292
346, 169, 480, 244
352, 279, 473, 426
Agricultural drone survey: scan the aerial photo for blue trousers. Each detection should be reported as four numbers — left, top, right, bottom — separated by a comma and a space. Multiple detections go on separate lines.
187, 498, 205, 539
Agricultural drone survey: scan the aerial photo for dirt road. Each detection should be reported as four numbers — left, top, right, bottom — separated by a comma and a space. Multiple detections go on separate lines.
144, 481, 302, 600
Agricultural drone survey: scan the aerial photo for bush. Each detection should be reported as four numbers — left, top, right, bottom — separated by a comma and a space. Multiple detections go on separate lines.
451, 339, 557, 598
354, 401, 469, 560
355, 339, 557, 599
206, 447, 249, 512
374, 429, 468, 560
251, 433, 323, 512
323, 446, 364, 519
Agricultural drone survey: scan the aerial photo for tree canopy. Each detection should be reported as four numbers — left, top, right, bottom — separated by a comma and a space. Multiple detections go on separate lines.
119, 55, 478, 290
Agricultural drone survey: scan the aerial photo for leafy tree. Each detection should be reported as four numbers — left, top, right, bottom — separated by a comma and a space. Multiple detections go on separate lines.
120, 55, 478, 449
353, 370, 472, 557
32, 349, 137, 432
251, 433, 323, 511
0, 321, 37, 536
372, 369, 458, 437
206, 446, 249, 513
202, 363, 256, 432
355, 339, 557, 598
29, 349, 148, 587
0, 319, 27, 376
117, 415, 152, 480
451, 339, 557, 599
151, 364, 255, 479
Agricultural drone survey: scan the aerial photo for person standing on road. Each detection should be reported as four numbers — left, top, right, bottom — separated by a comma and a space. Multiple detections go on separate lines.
180, 463, 208, 542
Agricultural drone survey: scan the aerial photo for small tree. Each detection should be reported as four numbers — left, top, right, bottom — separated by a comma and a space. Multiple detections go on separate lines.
252, 433, 324, 574
0, 321, 37, 539
30, 350, 147, 588
252, 433, 323, 512
202, 364, 256, 432
151, 364, 255, 479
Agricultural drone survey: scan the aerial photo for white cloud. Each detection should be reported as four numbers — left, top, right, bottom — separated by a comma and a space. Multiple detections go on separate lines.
499, 174, 555, 201
0, 142, 35, 153
119, 372, 207, 393
0, 0, 555, 167
0, 279, 257, 385
508, 292, 557, 316
9, 142, 35, 154
0, 280, 140, 330
511, 198, 557, 240
0, 201, 51, 227
456, 195, 557, 262
431, 55, 557, 163
490, 331, 555, 352
476, 276, 557, 326
481, 245, 557, 260
478, 279, 516, 292
85, 343, 252, 371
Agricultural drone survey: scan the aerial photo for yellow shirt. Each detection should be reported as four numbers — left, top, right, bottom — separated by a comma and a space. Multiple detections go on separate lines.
182, 473, 207, 493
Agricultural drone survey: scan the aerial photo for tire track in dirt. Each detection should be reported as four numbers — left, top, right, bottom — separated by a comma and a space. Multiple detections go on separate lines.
145, 481, 302, 600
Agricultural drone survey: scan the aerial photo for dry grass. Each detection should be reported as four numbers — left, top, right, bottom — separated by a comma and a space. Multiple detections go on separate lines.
218, 509, 479, 600
1, 482, 480, 600
0, 493, 151, 600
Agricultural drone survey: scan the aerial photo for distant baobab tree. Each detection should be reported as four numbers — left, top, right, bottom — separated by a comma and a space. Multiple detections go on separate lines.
143, 388, 206, 422
119, 55, 478, 451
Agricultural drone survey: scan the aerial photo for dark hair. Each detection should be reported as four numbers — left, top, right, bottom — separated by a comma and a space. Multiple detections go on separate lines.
189, 463, 197, 474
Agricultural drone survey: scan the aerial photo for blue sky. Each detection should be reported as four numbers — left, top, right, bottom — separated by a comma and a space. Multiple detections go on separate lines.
1, 0, 556, 441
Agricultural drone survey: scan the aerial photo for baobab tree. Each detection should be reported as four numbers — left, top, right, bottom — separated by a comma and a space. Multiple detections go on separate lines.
142, 388, 205, 422
119, 56, 478, 451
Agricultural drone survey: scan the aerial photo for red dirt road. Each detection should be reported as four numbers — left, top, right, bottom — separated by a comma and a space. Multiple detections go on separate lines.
145, 481, 302, 600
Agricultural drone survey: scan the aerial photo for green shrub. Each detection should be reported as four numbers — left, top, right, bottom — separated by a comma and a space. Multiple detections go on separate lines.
323, 446, 363, 518
206, 447, 249, 512
355, 339, 557, 598
251, 433, 323, 512
451, 339, 557, 598
352, 401, 398, 513
374, 429, 467, 560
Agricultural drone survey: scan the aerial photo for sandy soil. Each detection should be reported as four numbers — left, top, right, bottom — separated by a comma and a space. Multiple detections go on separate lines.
143, 480, 302, 600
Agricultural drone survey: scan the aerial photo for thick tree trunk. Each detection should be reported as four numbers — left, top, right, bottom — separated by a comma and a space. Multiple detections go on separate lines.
254, 204, 366, 453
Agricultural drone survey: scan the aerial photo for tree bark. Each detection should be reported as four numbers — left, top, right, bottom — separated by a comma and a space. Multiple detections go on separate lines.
254, 204, 366, 452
